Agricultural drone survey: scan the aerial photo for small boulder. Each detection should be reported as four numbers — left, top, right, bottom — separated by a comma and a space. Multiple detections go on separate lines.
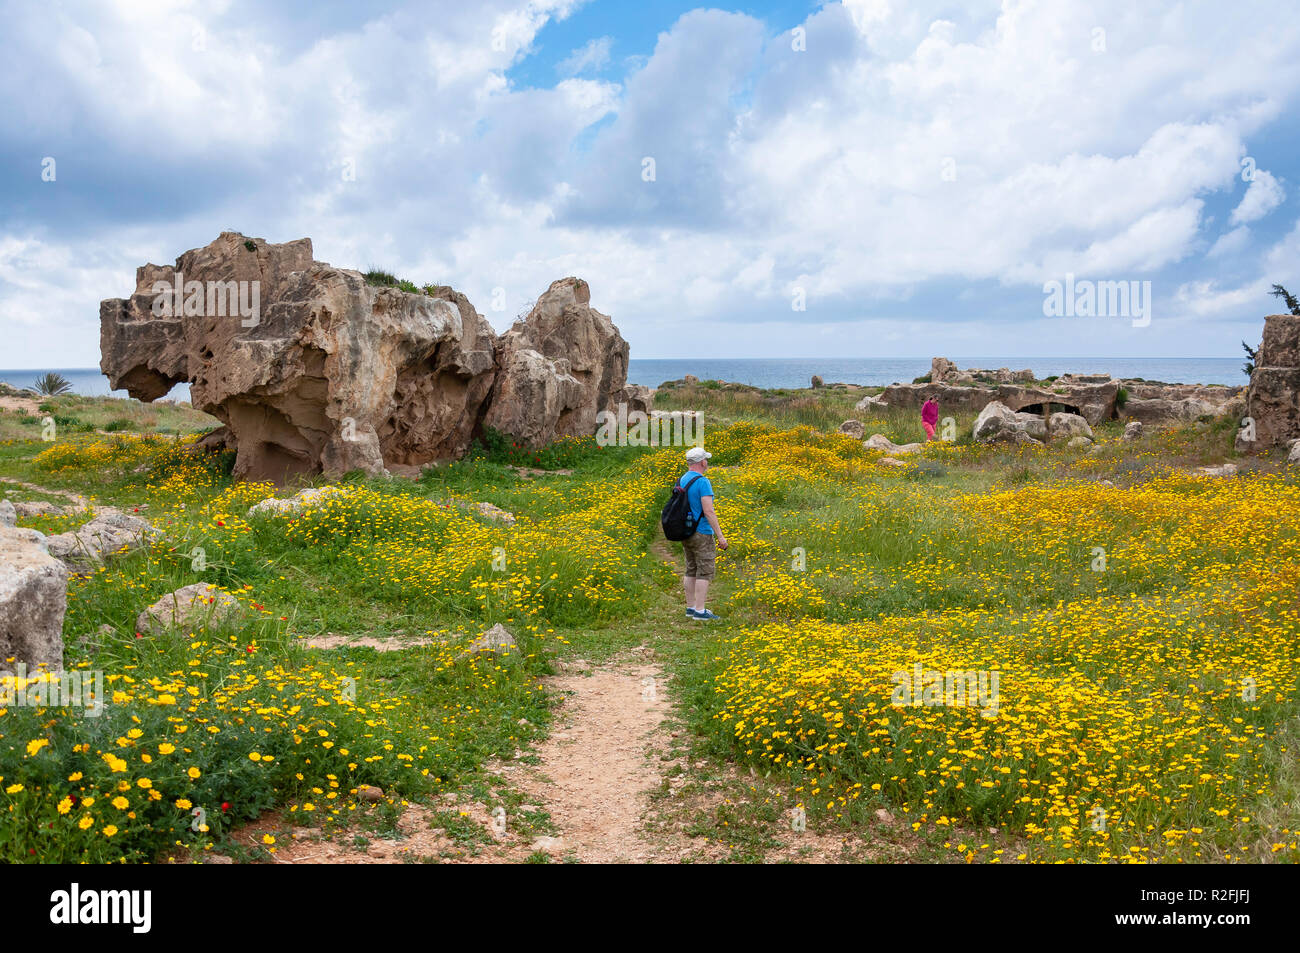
0, 526, 66, 669
1121, 421, 1144, 441
1289, 440, 1300, 465
863, 434, 923, 455
854, 394, 889, 413
1196, 463, 1238, 478
13, 501, 64, 518
1047, 412, 1093, 441
45, 510, 156, 564
972, 401, 1046, 444
473, 502, 516, 525
248, 486, 343, 517
0, 499, 14, 528
469, 623, 517, 656
837, 419, 866, 440
356, 785, 385, 803
811, 375, 824, 389
136, 583, 244, 635
1067, 435, 1092, 448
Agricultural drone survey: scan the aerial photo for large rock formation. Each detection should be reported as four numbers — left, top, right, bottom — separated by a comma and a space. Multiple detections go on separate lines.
100, 234, 637, 481
1237, 314, 1300, 452
482, 278, 628, 447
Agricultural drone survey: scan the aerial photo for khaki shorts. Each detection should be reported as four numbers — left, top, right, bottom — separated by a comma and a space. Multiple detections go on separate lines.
682, 532, 717, 581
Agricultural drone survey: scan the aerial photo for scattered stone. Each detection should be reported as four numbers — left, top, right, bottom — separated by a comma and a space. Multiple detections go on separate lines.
811, 375, 824, 389
877, 457, 908, 468
356, 785, 385, 803
10, 501, 62, 518
854, 394, 889, 413
863, 434, 923, 455
1067, 435, 1092, 448
248, 486, 344, 517
837, 419, 866, 440
135, 583, 244, 635
468, 623, 517, 656
1289, 440, 1300, 465
473, 502, 516, 525
0, 526, 66, 669
1047, 412, 1093, 441
875, 808, 895, 825
972, 401, 1046, 444
531, 836, 566, 854
0, 499, 14, 528
1196, 463, 1238, 478
44, 510, 156, 564
203, 854, 234, 865
1121, 421, 1144, 441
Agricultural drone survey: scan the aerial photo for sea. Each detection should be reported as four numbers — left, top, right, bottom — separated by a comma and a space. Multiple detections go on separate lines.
0, 357, 1248, 402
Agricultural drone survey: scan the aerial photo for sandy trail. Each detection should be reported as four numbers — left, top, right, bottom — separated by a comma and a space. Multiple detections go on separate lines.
505, 653, 672, 862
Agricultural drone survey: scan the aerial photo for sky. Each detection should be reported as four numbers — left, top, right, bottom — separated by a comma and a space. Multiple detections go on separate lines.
3, 0, 1300, 366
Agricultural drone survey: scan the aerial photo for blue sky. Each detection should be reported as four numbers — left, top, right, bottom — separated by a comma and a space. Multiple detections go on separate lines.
3, 0, 1300, 367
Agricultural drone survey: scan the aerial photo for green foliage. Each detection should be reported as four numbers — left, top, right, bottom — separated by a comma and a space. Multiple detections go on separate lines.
1116, 387, 1129, 408
243, 240, 257, 252
32, 373, 73, 397
1269, 283, 1300, 316
469, 427, 601, 470
102, 418, 132, 433
1242, 340, 1258, 377
912, 373, 932, 384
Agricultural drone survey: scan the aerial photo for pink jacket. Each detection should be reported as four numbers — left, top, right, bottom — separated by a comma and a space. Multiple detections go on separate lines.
921, 399, 939, 425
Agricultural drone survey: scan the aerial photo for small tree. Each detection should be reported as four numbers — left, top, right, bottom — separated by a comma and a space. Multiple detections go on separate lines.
1269, 284, 1300, 316
32, 372, 73, 396
1241, 340, 1257, 377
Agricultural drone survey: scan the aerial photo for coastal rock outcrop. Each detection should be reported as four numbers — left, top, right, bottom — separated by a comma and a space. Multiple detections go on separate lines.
100, 234, 637, 482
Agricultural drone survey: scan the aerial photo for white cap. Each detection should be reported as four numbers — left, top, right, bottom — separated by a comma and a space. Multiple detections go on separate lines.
685, 447, 712, 463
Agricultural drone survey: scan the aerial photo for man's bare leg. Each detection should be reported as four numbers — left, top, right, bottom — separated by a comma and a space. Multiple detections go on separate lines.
682, 575, 696, 608
692, 579, 710, 613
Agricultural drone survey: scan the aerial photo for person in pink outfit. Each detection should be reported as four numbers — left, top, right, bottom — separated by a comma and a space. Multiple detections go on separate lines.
921, 397, 939, 441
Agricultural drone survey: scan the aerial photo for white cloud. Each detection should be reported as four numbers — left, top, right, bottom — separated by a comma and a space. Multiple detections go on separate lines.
558, 36, 612, 75
1230, 169, 1285, 224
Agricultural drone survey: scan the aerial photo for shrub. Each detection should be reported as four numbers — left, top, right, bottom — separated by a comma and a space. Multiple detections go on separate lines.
912, 373, 932, 384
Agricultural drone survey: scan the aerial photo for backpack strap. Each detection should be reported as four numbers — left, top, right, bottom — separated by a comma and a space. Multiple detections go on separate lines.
679, 472, 704, 491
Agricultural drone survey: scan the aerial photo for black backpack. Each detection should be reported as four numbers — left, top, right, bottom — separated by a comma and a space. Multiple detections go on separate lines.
661, 472, 704, 541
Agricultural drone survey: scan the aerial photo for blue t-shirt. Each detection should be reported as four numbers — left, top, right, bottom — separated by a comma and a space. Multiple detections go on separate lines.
680, 471, 714, 535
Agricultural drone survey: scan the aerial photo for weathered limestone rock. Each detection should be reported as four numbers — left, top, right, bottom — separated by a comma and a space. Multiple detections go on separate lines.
45, 510, 156, 564
615, 383, 655, 415
972, 402, 1047, 444
469, 623, 517, 655
1067, 435, 1092, 448
13, 501, 65, 518
1122, 421, 1144, 441
883, 379, 1118, 425
472, 502, 516, 525
248, 486, 345, 517
136, 583, 244, 635
929, 357, 1034, 385
1048, 412, 1093, 441
1238, 314, 1300, 452
1122, 396, 1221, 424
0, 526, 66, 669
482, 277, 630, 448
863, 434, 923, 455
1196, 463, 1238, 478
1288, 439, 1300, 465
838, 419, 866, 440
854, 394, 889, 413
101, 234, 635, 481
0, 499, 14, 528
811, 375, 824, 389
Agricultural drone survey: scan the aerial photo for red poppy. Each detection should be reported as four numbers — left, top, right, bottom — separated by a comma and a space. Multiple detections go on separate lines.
221, 802, 230, 812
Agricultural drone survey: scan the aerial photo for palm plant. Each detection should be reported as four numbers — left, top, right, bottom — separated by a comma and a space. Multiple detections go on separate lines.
32, 372, 73, 396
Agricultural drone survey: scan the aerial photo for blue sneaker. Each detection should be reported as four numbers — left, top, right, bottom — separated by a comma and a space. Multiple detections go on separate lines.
685, 608, 699, 619
692, 609, 720, 621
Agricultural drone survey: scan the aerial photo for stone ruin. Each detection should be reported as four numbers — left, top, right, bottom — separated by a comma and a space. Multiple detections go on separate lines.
1237, 314, 1300, 452
99, 232, 651, 482
875, 357, 1243, 426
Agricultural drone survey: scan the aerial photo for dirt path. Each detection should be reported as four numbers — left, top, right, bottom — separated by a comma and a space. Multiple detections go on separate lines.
503, 652, 674, 862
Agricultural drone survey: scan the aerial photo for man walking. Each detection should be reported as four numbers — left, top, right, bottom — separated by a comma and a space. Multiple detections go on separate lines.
680, 446, 727, 620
